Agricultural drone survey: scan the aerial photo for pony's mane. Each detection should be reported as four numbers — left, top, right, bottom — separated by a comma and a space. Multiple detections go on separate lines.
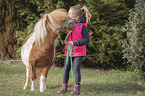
32, 9, 68, 45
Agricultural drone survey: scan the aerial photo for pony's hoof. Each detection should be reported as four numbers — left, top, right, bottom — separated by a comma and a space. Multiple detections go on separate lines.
23, 87, 28, 90
31, 88, 35, 91
23, 87, 27, 90
44, 86, 47, 90
40, 89, 45, 92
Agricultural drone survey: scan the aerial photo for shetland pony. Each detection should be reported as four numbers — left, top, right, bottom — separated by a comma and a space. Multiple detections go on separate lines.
21, 9, 77, 92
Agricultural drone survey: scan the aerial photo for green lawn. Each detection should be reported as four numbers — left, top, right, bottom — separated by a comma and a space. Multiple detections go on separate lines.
0, 60, 145, 96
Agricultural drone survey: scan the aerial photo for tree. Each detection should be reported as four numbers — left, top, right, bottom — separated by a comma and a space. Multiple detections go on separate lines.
122, 0, 145, 80
0, 0, 23, 59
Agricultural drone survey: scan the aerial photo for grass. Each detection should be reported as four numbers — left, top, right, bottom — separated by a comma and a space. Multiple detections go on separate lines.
0, 60, 145, 96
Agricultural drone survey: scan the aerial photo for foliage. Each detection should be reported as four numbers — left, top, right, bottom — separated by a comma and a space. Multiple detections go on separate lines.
122, 0, 145, 79
124, 0, 136, 9
15, 0, 79, 25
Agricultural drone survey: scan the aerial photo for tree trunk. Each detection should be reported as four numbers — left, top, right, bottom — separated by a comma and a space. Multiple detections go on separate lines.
0, 0, 23, 59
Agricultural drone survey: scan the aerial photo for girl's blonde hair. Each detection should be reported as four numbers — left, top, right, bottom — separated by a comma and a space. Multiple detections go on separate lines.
69, 6, 92, 22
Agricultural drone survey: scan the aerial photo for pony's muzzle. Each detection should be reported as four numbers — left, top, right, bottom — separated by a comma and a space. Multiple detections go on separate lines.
67, 18, 78, 30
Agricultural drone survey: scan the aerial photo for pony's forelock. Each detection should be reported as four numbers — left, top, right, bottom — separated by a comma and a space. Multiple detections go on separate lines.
48, 9, 68, 26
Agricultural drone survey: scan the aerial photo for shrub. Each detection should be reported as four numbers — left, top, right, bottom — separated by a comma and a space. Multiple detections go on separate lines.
122, 0, 145, 79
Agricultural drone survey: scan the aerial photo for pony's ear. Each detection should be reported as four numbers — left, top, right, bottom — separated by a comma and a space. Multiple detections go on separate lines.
45, 15, 50, 24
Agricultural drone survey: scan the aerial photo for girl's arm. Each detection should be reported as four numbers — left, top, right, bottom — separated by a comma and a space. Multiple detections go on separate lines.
73, 25, 90, 46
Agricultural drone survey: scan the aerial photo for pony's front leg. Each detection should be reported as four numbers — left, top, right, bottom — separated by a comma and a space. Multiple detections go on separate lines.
31, 79, 35, 91
40, 74, 47, 92
40, 66, 50, 92
23, 67, 29, 90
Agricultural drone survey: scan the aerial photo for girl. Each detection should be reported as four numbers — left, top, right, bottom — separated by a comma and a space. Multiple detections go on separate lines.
57, 6, 91, 95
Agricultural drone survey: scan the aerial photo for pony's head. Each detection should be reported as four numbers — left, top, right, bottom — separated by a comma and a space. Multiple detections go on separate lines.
33, 9, 77, 45
45, 9, 77, 33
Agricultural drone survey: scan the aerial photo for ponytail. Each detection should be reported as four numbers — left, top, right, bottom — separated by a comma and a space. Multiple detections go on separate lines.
81, 6, 92, 22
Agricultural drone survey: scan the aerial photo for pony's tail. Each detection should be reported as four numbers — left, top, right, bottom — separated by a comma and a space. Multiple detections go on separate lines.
81, 6, 92, 22
33, 15, 48, 45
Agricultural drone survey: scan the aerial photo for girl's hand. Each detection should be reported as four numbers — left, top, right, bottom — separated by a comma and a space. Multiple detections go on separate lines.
70, 41, 74, 46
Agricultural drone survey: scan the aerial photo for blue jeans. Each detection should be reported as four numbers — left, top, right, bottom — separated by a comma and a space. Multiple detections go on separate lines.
63, 56, 83, 85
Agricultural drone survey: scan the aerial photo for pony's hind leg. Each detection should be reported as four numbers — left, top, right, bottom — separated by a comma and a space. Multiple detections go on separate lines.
23, 67, 29, 90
